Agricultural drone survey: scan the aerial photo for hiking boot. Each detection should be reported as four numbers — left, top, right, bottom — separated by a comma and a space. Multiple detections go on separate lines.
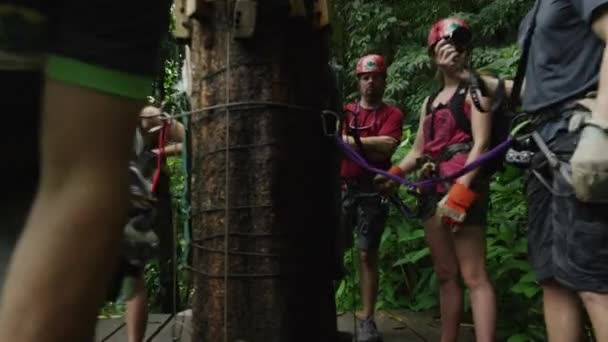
356, 316, 382, 342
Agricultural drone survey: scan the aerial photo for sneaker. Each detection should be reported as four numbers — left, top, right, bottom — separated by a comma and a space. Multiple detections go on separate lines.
356, 316, 382, 342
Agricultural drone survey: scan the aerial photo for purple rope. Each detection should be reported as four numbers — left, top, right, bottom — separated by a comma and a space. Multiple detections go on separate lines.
336, 135, 513, 189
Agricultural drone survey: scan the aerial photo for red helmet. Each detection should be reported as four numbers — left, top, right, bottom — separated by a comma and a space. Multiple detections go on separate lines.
427, 17, 472, 49
355, 54, 386, 75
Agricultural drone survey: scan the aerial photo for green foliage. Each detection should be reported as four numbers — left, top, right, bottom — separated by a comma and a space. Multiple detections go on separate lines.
330, 0, 549, 339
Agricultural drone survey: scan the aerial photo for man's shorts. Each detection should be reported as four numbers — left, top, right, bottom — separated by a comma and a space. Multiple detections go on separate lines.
0, 70, 42, 290
526, 106, 608, 292
0, 0, 171, 99
340, 181, 389, 251
0, 0, 170, 291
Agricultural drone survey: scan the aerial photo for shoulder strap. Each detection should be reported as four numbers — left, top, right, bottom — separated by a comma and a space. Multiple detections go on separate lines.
468, 86, 486, 113
449, 83, 472, 136
426, 90, 440, 115
348, 103, 369, 161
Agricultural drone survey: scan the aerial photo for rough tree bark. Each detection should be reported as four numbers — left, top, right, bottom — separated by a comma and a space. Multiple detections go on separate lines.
189, 1, 340, 341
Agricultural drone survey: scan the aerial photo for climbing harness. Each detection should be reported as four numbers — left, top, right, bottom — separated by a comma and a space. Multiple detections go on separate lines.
338, 133, 513, 190
336, 109, 538, 223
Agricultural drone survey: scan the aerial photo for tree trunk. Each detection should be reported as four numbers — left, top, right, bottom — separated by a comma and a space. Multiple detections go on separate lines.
189, 2, 339, 341
154, 169, 177, 313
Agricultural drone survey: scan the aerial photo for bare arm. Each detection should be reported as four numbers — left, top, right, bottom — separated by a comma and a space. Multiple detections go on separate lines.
394, 98, 428, 174
155, 143, 183, 156
467, 69, 526, 103
477, 73, 518, 99
342, 134, 398, 162
592, 11, 608, 122
456, 89, 492, 188
168, 118, 186, 142
152, 119, 186, 157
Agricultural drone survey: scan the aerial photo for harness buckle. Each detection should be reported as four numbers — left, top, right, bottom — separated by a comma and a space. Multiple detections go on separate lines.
421, 161, 436, 175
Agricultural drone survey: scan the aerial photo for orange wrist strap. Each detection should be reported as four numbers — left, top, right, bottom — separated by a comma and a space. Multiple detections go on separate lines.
388, 166, 405, 177
449, 183, 477, 207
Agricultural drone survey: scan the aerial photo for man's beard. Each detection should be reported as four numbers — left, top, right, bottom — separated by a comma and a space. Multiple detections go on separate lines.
363, 88, 383, 102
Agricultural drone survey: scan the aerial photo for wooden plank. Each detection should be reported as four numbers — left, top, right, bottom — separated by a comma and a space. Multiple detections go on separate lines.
104, 314, 172, 342
384, 309, 439, 341
149, 310, 192, 342
95, 318, 125, 342
154, 310, 453, 341
384, 309, 475, 342
337, 311, 425, 341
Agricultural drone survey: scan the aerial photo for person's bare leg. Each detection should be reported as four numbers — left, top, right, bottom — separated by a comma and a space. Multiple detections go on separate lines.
579, 291, 608, 341
453, 224, 496, 342
358, 248, 379, 319
424, 214, 461, 342
0, 80, 141, 342
541, 280, 584, 342
126, 274, 148, 342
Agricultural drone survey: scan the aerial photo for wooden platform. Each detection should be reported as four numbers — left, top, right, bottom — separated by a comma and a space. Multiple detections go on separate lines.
95, 309, 474, 341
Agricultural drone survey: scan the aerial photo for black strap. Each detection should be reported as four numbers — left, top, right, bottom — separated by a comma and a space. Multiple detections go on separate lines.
468, 73, 507, 114
426, 90, 440, 115
511, 0, 541, 107
439, 142, 472, 161
469, 87, 485, 113
468, 71, 490, 113
493, 78, 507, 112
530, 131, 572, 184
425, 91, 441, 141
449, 83, 472, 136
349, 104, 370, 163
426, 83, 471, 139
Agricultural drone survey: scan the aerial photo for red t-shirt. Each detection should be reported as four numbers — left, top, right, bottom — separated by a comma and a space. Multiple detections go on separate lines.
340, 102, 404, 180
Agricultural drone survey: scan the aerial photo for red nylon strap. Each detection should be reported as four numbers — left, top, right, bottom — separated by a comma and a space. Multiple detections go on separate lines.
151, 122, 168, 193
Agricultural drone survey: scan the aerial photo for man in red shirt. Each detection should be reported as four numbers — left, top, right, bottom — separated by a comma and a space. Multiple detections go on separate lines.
340, 54, 404, 342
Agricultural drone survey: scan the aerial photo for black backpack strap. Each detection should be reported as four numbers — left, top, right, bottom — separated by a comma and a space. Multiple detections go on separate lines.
449, 83, 472, 136
425, 92, 440, 142
468, 72, 490, 113
425, 91, 439, 116
491, 78, 508, 113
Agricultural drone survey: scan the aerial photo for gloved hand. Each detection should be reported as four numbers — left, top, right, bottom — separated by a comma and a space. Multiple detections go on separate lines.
437, 182, 477, 227
374, 166, 404, 196
570, 118, 608, 203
